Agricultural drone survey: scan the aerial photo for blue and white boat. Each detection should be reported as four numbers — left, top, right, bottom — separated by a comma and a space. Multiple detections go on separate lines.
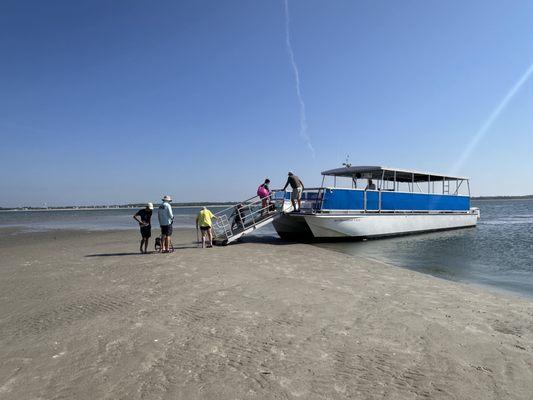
272, 165, 480, 240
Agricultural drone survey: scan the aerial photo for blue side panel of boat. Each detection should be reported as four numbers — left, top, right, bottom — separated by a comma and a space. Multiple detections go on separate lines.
380, 192, 470, 211
321, 189, 364, 210
366, 191, 379, 210
321, 189, 470, 211
273, 191, 292, 200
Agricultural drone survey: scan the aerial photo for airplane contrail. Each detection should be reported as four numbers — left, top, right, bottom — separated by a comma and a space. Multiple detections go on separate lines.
283, 0, 315, 158
451, 61, 533, 175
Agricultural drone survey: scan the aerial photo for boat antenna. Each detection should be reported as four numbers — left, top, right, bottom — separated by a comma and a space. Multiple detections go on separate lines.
342, 155, 351, 168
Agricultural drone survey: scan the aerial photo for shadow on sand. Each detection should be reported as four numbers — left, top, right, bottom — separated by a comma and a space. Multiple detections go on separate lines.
172, 245, 201, 250
85, 252, 146, 257
85, 243, 201, 257
84, 238, 295, 256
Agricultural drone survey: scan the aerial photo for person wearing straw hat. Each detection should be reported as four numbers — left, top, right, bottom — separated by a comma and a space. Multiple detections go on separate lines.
133, 202, 154, 254
158, 195, 174, 253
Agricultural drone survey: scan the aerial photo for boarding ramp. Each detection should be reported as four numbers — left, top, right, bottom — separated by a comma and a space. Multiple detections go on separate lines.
212, 191, 287, 245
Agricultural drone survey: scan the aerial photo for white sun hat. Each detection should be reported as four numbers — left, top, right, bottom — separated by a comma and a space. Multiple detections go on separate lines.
147, 202, 154, 210
162, 195, 172, 202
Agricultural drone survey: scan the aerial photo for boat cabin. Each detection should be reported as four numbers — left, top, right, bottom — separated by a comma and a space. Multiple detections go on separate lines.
299, 166, 472, 213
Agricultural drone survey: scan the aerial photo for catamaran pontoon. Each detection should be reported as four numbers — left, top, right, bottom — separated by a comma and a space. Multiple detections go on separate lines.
272, 166, 479, 240
211, 165, 479, 244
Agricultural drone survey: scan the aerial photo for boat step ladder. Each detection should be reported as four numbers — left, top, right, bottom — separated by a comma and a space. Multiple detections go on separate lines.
211, 192, 285, 245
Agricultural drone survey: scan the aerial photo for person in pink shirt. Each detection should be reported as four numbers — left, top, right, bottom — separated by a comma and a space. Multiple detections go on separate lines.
257, 178, 271, 216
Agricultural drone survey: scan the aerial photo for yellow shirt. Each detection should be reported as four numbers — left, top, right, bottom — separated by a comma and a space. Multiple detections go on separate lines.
197, 209, 215, 227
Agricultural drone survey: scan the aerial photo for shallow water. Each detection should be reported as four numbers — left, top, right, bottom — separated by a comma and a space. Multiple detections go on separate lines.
0, 207, 223, 232
311, 200, 533, 297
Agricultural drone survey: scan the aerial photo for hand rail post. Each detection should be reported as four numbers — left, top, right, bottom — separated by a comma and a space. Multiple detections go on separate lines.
238, 208, 245, 230
316, 188, 323, 212
225, 215, 232, 237
249, 203, 256, 225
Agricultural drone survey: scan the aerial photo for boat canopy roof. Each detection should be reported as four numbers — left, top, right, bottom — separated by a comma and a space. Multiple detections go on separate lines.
321, 166, 468, 182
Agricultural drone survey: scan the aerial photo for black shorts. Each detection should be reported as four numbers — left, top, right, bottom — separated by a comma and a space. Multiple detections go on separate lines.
200, 226, 211, 232
140, 225, 151, 238
161, 225, 173, 236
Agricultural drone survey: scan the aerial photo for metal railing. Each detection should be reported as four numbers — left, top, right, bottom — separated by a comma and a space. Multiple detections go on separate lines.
211, 191, 286, 243
283, 187, 324, 213
211, 187, 327, 243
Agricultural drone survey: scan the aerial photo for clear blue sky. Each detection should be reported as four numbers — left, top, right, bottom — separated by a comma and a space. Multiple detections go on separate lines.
1, 0, 532, 207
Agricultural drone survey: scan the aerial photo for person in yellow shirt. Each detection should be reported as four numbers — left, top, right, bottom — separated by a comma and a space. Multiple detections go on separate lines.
196, 206, 218, 248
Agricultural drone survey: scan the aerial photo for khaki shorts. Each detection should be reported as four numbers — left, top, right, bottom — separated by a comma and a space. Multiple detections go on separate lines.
291, 187, 303, 201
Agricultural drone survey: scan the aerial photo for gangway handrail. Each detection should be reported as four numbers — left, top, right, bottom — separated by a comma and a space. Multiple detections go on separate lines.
211, 187, 327, 244
211, 190, 287, 244
211, 190, 283, 221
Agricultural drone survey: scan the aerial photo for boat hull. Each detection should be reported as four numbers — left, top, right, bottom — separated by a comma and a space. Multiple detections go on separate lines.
271, 213, 315, 241
273, 211, 478, 240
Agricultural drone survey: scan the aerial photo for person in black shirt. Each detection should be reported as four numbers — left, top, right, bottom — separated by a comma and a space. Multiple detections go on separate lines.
231, 203, 246, 231
133, 203, 153, 253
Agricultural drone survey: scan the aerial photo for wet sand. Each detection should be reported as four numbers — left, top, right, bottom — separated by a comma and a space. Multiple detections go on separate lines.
1, 228, 532, 399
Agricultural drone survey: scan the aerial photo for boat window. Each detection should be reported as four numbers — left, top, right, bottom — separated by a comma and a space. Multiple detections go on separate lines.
322, 175, 359, 189
321, 174, 470, 196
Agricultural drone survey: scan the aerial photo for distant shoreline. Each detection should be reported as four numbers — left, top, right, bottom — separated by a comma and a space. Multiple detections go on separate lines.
472, 196, 533, 201
2, 195, 532, 211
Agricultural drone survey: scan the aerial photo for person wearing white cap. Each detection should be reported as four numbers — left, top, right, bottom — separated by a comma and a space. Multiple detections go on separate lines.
133, 202, 154, 254
158, 195, 174, 253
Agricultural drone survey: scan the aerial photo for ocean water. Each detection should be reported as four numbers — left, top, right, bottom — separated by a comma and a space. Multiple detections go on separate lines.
0, 207, 223, 232
312, 200, 533, 298
1, 200, 532, 297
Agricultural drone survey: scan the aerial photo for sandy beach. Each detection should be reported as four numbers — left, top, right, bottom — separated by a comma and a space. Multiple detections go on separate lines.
1, 228, 532, 399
